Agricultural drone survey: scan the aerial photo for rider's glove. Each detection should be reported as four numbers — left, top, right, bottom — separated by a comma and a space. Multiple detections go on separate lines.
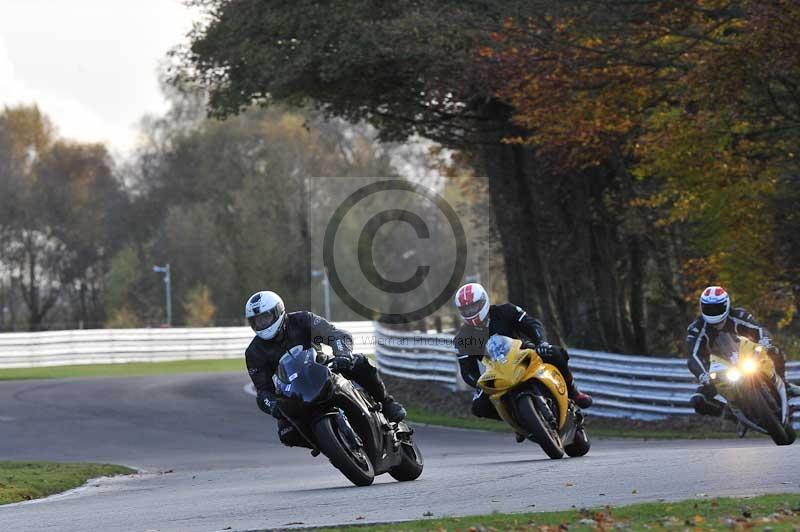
261, 397, 283, 419
331, 352, 354, 372
535, 342, 555, 357
698, 372, 711, 386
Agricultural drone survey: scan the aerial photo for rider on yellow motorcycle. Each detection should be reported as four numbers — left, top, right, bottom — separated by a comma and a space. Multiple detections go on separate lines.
452, 283, 592, 439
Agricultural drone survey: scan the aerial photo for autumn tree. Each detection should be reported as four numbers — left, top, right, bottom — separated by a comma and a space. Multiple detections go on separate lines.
0, 105, 126, 330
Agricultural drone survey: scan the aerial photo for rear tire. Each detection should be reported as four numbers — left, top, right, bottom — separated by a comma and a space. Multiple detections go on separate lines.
784, 422, 797, 445
389, 438, 424, 481
515, 394, 564, 459
565, 428, 591, 457
313, 416, 375, 486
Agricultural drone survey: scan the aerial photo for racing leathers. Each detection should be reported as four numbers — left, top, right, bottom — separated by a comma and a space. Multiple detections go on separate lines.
453, 303, 590, 420
686, 307, 787, 416
245, 311, 403, 448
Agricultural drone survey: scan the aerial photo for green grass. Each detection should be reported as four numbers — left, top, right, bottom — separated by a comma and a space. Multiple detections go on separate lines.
0, 461, 134, 505
315, 493, 800, 531
0, 358, 245, 381
405, 406, 752, 440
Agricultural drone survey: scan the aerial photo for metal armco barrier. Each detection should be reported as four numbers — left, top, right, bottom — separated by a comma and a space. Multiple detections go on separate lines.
374, 324, 800, 426
0, 322, 375, 368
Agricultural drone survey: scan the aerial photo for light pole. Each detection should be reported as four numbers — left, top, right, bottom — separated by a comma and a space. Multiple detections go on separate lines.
311, 269, 331, 320
153, 264, 172, 326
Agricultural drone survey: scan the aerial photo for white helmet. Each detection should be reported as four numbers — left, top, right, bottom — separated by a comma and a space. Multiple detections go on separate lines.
454, 282, 490, 327
699, 286, 730, 325
245, 291, 286, 340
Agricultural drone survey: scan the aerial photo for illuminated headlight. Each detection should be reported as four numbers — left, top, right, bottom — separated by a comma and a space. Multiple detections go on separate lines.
710, 372, 718, 380
727, 368, 742, 382
741, 358, 757, 374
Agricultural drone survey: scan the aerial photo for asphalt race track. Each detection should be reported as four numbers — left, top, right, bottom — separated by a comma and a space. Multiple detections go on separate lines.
1, 373, 799, 532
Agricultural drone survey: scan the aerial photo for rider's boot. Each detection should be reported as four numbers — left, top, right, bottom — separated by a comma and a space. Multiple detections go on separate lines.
382, 396, 407, 422
568, 382, 593, 409
515, 432, 526, 443
690, 384, 724, 417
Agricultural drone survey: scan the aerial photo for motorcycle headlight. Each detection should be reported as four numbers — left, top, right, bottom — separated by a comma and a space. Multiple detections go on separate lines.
727, 368, 742, 382
741, 358, 757, 375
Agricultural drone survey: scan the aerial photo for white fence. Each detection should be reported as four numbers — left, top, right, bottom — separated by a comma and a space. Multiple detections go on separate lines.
374, 324, 800, 426
0, 322, 375, 368
2, 322, 796, 427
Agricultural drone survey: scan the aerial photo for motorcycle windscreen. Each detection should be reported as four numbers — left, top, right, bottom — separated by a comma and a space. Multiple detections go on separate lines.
275, 347, 331, 403
711, 332, 740, 362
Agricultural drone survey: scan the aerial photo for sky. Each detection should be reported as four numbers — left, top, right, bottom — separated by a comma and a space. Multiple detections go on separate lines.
0, 0, 200, 157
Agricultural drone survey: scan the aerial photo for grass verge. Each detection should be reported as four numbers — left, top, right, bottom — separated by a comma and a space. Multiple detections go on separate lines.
0, 461, 134, 505
0, 358, 245, 381
315, 493, 800, 531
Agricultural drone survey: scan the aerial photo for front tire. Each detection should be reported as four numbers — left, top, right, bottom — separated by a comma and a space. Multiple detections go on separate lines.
515, 394, 564, 459
389, 438, 424, 481
750, 381, 791, 446
313, 416, 375, 486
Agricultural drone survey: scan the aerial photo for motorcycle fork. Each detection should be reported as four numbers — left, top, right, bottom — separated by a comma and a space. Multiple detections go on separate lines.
331, 382, 383, 463
284, 414, 322, 454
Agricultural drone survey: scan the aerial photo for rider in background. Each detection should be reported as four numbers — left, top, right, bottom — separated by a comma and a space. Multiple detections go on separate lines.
452, 283, 593, 432
686, 285, 800, 416
244, 290, 406, 448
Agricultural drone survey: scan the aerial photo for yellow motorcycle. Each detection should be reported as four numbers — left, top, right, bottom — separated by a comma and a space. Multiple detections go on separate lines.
477, 334, 590, 459
708, 333, 796, 445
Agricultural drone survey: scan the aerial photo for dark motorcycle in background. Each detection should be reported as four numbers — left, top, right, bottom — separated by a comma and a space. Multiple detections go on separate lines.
273, 346, 424, 486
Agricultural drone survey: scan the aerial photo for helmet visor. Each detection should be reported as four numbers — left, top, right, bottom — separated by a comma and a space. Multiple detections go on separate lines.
248, 302, 284, 332
701, 301, 727, 319
458, 295, 487, 319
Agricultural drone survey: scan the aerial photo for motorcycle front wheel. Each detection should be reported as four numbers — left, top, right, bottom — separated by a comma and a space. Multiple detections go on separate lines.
749, 380, 792, 446
313, 416, 375, 486
515, 393, 564, 459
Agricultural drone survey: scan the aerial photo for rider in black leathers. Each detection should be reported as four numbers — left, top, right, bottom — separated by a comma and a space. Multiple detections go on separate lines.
452, 283, 592, 430
687, 286, 800, 416
244, 291, 405, 448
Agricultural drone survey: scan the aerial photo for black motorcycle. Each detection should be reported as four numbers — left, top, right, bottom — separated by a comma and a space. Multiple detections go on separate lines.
273, 346, 424, 486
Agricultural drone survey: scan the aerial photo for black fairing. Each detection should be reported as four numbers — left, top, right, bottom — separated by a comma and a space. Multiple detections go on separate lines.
274, 348, 332, 403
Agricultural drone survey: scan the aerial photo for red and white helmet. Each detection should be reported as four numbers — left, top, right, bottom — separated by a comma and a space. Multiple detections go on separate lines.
700, 286, 730, 325
455, 283, 490, 327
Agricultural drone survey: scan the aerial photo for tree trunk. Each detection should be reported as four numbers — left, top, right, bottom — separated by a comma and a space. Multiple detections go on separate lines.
475, 99, 564, 344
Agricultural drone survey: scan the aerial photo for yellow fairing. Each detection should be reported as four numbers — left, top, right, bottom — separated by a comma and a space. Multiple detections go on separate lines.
710, 337, 776, 396
477, 338, 569, 429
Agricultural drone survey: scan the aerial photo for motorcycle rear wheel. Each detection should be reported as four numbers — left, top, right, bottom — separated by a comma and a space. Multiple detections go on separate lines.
389, 438, 424, 481
313, 416, 375, 486
515, 394, 564, 459
564, 428, 591, 457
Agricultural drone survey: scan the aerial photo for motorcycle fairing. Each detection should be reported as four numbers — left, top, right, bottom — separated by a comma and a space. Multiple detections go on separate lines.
478, 337, 569, 429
